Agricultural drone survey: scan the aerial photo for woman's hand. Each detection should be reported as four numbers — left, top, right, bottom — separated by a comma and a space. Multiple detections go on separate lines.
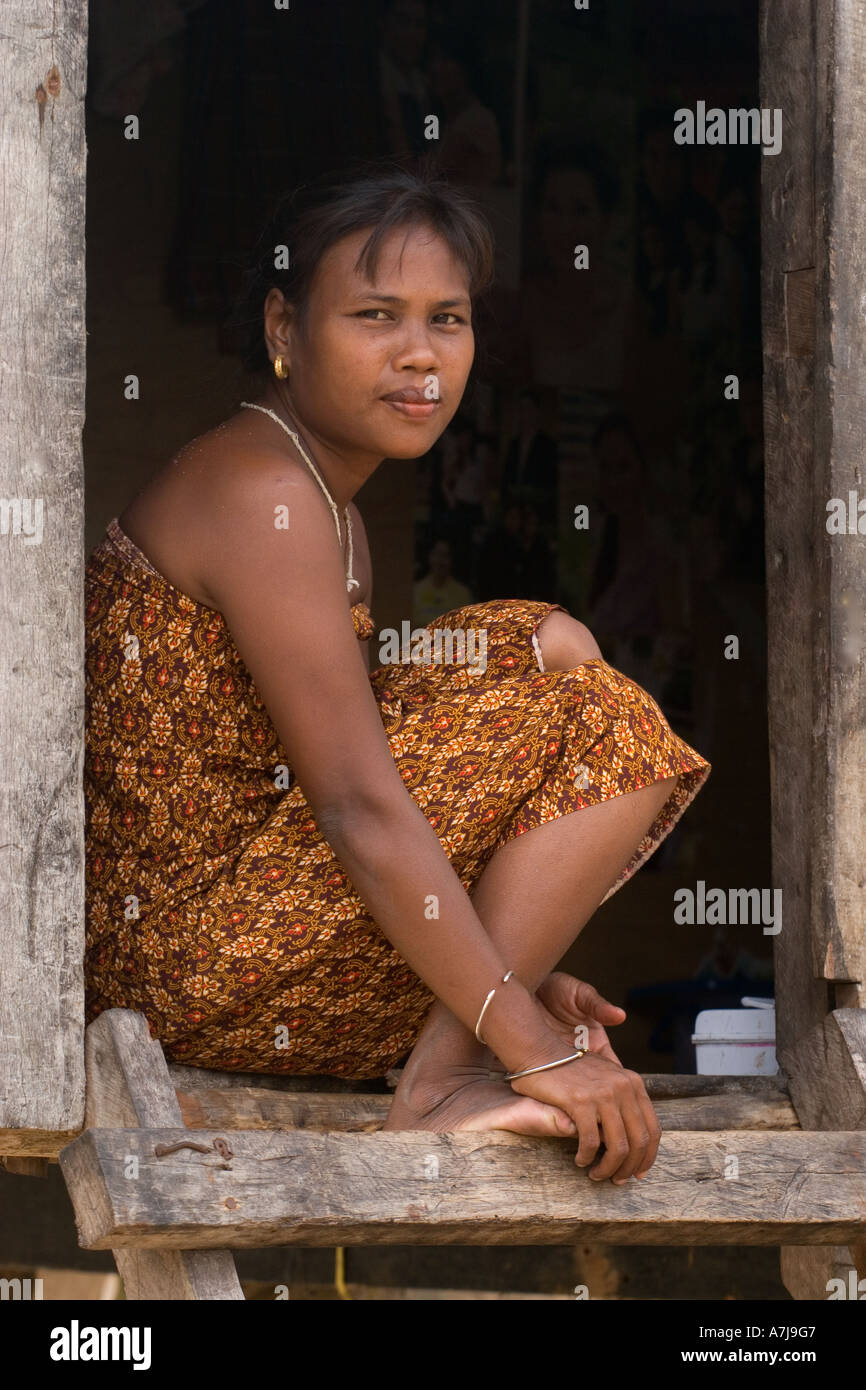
510, 1048, 661, 1183
534, 970, 626, 1067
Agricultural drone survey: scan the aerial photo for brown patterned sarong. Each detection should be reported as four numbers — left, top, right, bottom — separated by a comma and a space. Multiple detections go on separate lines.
84, 518, 710, 1078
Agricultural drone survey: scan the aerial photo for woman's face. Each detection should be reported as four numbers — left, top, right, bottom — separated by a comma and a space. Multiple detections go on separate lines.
273, 224, 475, 462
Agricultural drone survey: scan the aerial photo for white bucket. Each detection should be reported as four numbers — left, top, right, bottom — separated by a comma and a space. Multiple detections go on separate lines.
691, 997, 777, 1075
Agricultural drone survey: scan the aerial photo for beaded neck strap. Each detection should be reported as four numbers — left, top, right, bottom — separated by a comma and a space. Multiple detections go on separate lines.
239, 401, 359, 593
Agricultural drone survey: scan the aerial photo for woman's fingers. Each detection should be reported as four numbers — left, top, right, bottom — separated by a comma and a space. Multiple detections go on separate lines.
587, 1102, 631, 1181
631, 1074, 663, 1177
541, 1009, 624, 1067
572, 1107, 603, 1170
535, 971, 576, 1019
510, 1052, 661, 1182
592, 1074, 661, 1183
575, 980, 626, 1024
538, 971, 626, 1026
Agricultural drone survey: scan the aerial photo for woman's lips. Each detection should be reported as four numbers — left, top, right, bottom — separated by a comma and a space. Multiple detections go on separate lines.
381, 391, 440, 419
382, 398, 439, 419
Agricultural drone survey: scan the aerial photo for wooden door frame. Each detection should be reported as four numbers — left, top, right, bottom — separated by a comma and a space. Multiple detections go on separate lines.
0, 0, 88, 1152
1, 5, 864, 1300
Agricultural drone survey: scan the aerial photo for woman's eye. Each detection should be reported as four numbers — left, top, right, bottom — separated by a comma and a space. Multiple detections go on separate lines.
355, 309, 466, 325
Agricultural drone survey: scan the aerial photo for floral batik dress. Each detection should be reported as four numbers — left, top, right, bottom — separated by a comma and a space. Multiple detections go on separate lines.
84, 517, 710, 1078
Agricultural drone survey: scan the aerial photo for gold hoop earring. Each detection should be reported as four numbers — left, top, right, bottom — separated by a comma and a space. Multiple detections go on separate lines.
274, 355, 289, 379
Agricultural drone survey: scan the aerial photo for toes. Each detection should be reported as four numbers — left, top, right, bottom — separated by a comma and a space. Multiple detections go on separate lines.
460, 1097, 576, 1137
532, 1102, 577, 1136
506, 1098, 577, 1136
550, 1106, 578, 1135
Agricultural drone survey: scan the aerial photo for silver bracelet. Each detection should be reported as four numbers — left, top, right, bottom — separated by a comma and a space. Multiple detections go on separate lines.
503, 1048, 587, 1082
475, 970, 515, 1043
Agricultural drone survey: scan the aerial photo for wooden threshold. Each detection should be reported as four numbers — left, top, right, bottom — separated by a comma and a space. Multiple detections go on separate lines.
59, 1125, 866, 1251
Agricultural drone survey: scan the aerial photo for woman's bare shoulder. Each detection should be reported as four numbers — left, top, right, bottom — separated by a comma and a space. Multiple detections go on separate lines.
119, 413, 321, 609
181, 415, 322, 514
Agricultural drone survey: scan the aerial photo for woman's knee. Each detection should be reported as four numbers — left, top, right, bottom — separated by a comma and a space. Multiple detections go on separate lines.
536, 611, 602, 670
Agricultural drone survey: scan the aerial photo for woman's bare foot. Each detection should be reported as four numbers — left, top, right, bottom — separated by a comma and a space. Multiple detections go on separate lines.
382, 1064, 577, 1137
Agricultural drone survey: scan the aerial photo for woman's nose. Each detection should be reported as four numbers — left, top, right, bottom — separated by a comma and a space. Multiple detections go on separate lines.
392, 329, 440, 369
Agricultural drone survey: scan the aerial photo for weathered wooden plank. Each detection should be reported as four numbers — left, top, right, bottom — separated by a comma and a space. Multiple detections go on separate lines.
0, 1128, 82, 1161
784, 267, 816, 357
0, 2, 87, 1143
166, 1061, 389, 1095
779, 1011, 866, 1292
760, 0, 834, 1056
780, 1010, 866, 1294
175, 1086, 799, 1134
636, 1073, 790, 1098
168, 1062, 791, 1100
0, 1157, 49, 1177
780, 1245, 862, 1300
258, 1283, 576, 1301
762, 0, 866, 1298
59, 1126, 866, 1250
177, 1088, 388, 1133
2, 1067, 797, 1156
761, 351, 829, 1053
0, 1083, 801, 1157
77, 1010, 243, 1299
33, 1267, 123, 1300
810, 0, 866, 991
781, 1009, 866, 1130
759, 0, 815, 355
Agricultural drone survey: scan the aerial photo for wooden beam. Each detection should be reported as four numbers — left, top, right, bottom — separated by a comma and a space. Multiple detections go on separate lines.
762, 0, 866, 1298
760, 0, 830, 1057
0, 1, 87, 1147
811, 0, 866, 992
761, 0, 866, 1010
780, 1011, 866, 1297
168, 1060, 792, 1100
74, 1010, 243, 1299
250, 1282, 577, 1300
0, 1128, 82, 1161
780, 1245, 865, 1299
174, 1085, 799, 1134
166, 1061, 389, 1095
1, 1068, 798, 1157
780, 1008, 866, 1130
0, 1157, 49, 1177
59, 1125, 866, 1250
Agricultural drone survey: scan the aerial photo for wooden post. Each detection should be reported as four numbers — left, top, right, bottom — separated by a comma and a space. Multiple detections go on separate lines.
810, 0, 866, 996
761, 0, 866, 1296
0, 3, 88, 1153
69, 1009, 244, 1299
761, 0, 866, 1067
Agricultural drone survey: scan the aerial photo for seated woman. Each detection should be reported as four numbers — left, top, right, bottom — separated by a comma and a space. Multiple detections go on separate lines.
84, 165, 710, 1185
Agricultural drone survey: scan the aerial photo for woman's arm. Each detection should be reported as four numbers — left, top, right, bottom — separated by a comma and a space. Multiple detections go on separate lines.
202, 455, 564, 1074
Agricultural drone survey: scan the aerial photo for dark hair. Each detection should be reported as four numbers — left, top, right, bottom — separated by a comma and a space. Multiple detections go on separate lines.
232, 160, 497, 375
